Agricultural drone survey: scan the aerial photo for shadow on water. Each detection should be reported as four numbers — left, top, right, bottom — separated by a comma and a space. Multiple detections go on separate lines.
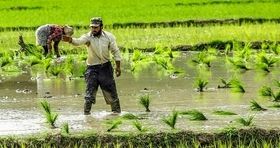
0, 52, 279, 135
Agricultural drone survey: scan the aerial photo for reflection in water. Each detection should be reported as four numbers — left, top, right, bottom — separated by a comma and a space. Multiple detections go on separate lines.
0, 52, 279, 135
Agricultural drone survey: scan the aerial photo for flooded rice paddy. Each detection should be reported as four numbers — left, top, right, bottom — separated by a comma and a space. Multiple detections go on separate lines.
0, 52, 279, 135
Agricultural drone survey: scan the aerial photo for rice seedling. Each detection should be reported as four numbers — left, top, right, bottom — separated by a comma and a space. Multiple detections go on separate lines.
180, 109, 207, 121
47, 64, 63, 77
259, 86, 280, 102
217, 78, 232, 88
0, 55, 12, 68
153, 56, 174, 71
259, 54, 278, 68
121, 113, 139, 120
250, 100, 267, 111
233, 43, 252, 61
106, 120, 122, 132
132, 50, 146, 62
269, 103, 280, 108
133, 120, 147, 132
230, 79, 245, 93
40, 100, 58, 128
61, 122, 70, 134
213, 110, 237, 115
227, 58, 250, 71
255, 52, 278, 72
139, 94, 151, 112
270, 44, 280, 55
274, 80, 280, 88
27, 55, 42, 66
191, 51, 212, 67
162, 110, 178, 129
194, 77, 208, 92
236, 115, 254, 126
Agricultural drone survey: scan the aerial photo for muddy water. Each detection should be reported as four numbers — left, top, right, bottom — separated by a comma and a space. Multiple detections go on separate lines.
0, 52, 279, 135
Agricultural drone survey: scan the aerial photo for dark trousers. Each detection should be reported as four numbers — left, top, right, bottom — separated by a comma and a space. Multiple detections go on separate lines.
84, 62, 121, 113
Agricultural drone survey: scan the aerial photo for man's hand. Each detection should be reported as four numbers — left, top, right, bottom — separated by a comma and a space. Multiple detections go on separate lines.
62, 35, 72, 43
115, 67, 121, 77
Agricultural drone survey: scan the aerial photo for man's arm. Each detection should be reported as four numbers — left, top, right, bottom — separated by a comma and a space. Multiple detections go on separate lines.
62, 34, 89, 46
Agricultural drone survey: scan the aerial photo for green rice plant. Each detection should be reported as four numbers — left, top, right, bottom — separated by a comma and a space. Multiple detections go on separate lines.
217, 78, 232, 88
270, 44, 280, 55
162, 110, 178, 129
42, 58, 51, 71
269, 103, 280, 108
47, 64, 63, 77
180, 109, 207, 121
61, 123, 70, 134
274, 80, 280, 88
230, 79, 245, 93
153, 56, 174, 71
194, 77, 208, 92
233, 43, 252, 61
132, 50, 146, 62
256, 63, 270, 73
106, 120, 122, 132
139, 94, 151, 112
227, 58, 250, 71
213, 110, 237, 115
40, 100, 58, 128
259, 86, 280, 102
27, 55, 42, 66
255, 52, 278, 72
0, 55, 12, 68
121, 113, 139, 120
236, 115, 254, 126
191, 51, 212, 67
250, 100, 267, 111
133, 120, 147, 132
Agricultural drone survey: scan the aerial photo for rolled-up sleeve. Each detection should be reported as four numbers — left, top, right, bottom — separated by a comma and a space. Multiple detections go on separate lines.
71, 34, 89, 46
109, 35, 122, 61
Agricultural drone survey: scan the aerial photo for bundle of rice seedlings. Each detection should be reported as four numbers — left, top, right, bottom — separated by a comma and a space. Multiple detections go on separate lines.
250, 100, 267, 111
162, 111, 178, 129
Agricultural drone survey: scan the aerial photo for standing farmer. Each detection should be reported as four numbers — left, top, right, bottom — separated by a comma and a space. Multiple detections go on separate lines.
35, 24, 73, 58
62, 17, 122, 115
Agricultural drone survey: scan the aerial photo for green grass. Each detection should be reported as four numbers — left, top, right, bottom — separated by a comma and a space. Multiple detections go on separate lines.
1, 0, 280, 27
1, 23, 280, 51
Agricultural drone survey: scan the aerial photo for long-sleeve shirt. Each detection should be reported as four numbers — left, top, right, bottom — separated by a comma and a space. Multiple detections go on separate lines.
71, 31, 122, 66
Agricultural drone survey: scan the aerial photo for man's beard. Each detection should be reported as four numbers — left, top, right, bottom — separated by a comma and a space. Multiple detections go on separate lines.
93, 30, 102, 37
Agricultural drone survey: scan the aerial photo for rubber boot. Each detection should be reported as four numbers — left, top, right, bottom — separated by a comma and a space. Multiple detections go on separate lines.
84, 101, 92, 115
111, 100, 121, 113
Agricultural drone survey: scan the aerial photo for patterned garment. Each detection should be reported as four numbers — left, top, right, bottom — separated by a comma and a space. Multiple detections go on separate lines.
47, 25, 63, 44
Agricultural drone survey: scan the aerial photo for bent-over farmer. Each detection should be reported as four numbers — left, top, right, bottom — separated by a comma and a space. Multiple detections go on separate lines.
35, 24, 73, 58
62, 17, 122, 115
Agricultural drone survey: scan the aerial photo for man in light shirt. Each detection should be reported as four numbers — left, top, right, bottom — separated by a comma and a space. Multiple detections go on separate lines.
62, 17, 121, 115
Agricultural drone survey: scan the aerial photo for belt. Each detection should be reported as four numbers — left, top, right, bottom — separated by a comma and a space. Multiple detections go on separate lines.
87, 62, 111, 69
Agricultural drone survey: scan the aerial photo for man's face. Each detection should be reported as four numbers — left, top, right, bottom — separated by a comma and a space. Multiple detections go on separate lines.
91, 26, 102, 36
